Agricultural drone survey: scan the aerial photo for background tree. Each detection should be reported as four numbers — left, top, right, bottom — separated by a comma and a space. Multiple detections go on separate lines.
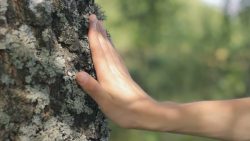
240, 0, 250, 96
0, 0, 109, 140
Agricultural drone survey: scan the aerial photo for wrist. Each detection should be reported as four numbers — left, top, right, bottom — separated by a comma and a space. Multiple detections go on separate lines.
152, 102, 182, 132
131, 100, 182, 132
137, 101, 183, 132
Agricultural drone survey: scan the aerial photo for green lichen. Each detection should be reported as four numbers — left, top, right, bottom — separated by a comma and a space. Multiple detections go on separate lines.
0, 0, 9, 50
0, 0, 109, 140
25, 86, 50, 114
0, 74, 15, 86
0, 111, 10, 126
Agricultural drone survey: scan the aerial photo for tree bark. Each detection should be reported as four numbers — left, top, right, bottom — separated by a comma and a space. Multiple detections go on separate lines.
0, 0, 109, 140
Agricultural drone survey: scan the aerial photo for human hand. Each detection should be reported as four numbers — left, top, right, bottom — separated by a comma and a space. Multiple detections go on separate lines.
76, 15, 159, 129
76, 15, 250, 141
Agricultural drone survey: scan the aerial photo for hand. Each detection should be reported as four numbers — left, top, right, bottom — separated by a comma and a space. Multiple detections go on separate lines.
76, 15, 158, 129
76, 15, 250, 141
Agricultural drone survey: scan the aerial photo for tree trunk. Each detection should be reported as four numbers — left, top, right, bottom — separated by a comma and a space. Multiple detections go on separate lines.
0, 0, 109, 140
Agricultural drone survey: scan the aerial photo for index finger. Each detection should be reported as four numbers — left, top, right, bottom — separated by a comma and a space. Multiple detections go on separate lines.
88, 15, 109, 80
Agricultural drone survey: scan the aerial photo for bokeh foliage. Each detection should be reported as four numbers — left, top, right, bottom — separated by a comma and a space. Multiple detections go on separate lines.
96, 0, 250, 140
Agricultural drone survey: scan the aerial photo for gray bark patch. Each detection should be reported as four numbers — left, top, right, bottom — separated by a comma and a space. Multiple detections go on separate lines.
0, 0, 109, 140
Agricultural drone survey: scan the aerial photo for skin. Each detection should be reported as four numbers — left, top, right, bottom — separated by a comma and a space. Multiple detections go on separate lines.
76, 15, 250, 141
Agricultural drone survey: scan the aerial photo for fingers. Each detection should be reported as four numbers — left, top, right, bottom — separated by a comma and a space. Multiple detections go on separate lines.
96, 21, 112, 57
98, 21, 109, 39
88, 15, 109, 79
95, 19, 130, 75
76, 71, 109, 103
88, 14, 131, 78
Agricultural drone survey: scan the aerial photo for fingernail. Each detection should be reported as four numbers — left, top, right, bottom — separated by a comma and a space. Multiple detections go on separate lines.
89, 15, 98, 29
76, 72, 88, 83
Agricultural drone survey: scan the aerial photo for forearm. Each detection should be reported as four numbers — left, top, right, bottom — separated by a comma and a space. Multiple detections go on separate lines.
78, 15, 250, 141
171, 100, 233, 140
138, 98, 250, 141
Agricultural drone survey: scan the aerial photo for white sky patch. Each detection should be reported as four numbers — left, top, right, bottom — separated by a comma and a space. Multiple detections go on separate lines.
201, 0, 242, 15
227, 0, 241, 15
202, 0, 225, 8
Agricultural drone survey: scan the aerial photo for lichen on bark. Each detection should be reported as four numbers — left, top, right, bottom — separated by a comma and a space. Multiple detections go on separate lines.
0, 0, 109, 140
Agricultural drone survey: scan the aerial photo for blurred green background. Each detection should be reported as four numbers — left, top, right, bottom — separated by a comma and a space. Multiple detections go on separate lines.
95, 0, 250, 140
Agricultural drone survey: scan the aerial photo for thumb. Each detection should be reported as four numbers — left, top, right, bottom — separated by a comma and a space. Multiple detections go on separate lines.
76, 71, 107, 103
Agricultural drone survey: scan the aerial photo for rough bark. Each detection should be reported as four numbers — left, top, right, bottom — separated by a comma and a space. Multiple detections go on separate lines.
0, 0, 109, 140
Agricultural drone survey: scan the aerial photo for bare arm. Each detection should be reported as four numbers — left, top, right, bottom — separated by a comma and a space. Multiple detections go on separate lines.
163, 99, 250, 141
76, 15, 250, 141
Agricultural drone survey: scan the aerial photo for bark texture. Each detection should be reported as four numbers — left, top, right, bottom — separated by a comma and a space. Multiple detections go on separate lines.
0, 0, 109, 140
